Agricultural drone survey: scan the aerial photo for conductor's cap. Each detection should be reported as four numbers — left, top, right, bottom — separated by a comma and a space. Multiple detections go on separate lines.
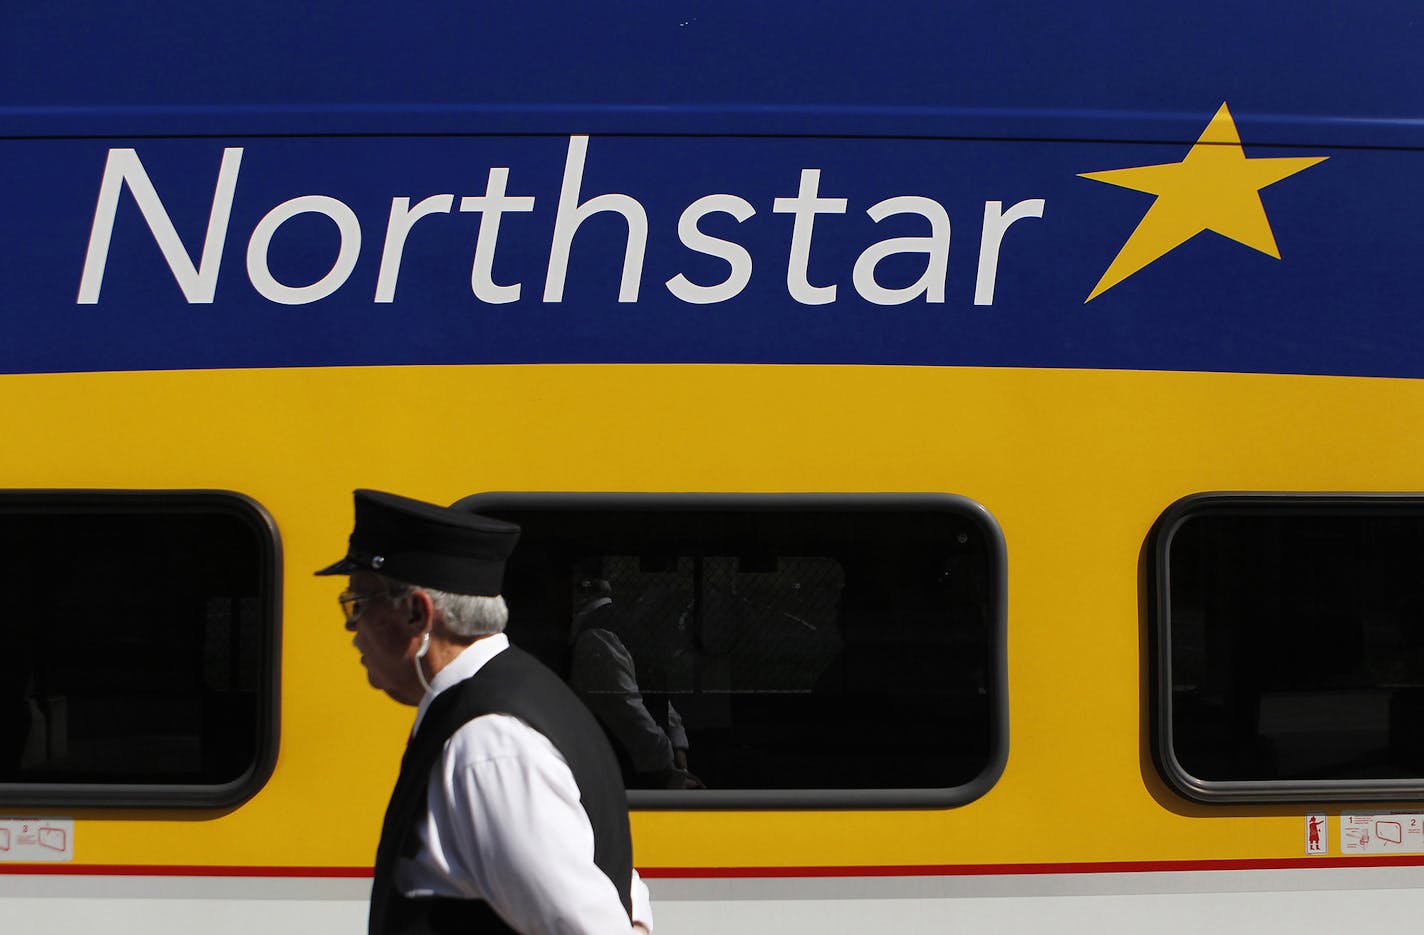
314, 489, 520, 596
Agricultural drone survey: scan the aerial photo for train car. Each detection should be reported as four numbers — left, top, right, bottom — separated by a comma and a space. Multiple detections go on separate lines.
1, 1, 1422, 931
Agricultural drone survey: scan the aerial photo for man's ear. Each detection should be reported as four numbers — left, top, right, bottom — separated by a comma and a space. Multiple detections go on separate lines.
407, 589, 436, 630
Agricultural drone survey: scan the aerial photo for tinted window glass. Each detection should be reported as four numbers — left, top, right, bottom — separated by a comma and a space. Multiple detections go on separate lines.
1153, 496, 1424, 802
459, 494, 1006, 808
0, 492, 280, 808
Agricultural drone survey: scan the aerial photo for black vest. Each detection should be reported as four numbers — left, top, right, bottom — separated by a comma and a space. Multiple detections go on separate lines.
369, 645, 634, 935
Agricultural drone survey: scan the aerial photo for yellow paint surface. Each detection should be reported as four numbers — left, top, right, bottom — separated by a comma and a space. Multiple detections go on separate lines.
3, 363, 1422, 869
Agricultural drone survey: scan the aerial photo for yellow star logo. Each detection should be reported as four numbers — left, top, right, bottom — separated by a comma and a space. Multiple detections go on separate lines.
1080, 102, 1327, 302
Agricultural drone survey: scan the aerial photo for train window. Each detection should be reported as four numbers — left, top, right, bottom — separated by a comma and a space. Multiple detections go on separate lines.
455, 493, 1007, 808
1151, 495, 1424, 803
0, 492, 280, 808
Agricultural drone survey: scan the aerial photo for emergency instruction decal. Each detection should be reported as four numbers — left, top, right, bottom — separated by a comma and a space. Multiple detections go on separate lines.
1340, 813, 1424, 854
0, 818, 73, 862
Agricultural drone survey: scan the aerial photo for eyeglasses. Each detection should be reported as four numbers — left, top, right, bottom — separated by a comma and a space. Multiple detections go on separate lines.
338, 589, 396, 625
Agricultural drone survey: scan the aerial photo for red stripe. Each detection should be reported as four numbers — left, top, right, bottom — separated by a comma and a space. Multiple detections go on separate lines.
0, 864, 372, 878
6, 855, 1424, 878
639, 855, 1424, 877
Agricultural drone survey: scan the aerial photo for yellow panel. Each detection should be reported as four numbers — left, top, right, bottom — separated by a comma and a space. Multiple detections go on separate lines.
2, 363, 1422, 869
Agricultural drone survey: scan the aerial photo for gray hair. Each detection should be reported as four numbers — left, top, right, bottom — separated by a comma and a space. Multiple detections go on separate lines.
385, 578, 509, 639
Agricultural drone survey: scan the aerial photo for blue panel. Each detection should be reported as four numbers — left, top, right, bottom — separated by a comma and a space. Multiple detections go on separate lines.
1, 1, 1420, 144
0, 3, 1418, 377
1, 128, 1417, 377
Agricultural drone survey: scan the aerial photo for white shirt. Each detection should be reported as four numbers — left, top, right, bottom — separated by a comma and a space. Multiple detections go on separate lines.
396, 633, 653, 934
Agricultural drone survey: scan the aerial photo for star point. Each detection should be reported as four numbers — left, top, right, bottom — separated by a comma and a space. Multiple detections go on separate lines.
1081, 103, 1326, 302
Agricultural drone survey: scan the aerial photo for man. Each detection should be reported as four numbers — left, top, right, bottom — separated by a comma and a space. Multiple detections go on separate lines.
317, 489, 653, 934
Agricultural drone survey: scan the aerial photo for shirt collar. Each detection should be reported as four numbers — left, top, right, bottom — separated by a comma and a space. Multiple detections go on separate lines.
411, 632, 509, 735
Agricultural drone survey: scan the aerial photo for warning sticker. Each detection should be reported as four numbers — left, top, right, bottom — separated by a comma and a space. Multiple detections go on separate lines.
1305, 814, 1328, 855
1340, 813, 1424, 854
0, 818, 73, 862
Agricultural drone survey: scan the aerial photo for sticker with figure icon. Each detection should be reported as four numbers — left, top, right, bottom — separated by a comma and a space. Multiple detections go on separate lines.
1305, 814, 1328, 855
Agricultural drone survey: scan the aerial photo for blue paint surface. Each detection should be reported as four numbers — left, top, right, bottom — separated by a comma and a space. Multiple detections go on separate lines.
0, 2, 1418, 377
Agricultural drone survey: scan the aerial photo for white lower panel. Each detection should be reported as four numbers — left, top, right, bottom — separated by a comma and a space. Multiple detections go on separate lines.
0, 876, 370, 934
2, 866, 1422, 934
654, 888, 1423, 935
0, 896, 368, 933
648, 867, 1424, 935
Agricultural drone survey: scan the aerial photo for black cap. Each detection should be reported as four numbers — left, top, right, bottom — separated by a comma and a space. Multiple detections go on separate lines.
314, 490, 520, 596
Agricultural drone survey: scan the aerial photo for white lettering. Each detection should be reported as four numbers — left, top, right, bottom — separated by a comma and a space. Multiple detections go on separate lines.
974, 198, 1045, 306
247, 196, 362, 305
544, 136, 648, 302
851, 196, 950, 305
77, 147, 243, 304
665, 194, 756, 304
460, 168, 536, 304
374, 195, 454, 303
76, 138, 1051, 314
772, 169, 847, 305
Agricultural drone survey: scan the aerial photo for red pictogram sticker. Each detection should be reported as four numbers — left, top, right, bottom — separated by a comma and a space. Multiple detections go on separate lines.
1306, 815, 1328, 855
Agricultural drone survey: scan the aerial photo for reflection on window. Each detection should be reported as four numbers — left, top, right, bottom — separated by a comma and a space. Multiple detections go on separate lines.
1155, 496, 1424, 802
460, 494, 1006, 807
0, 492, 279, 808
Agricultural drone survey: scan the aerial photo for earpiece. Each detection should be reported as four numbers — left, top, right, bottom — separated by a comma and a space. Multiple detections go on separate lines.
413, 628, 433, 693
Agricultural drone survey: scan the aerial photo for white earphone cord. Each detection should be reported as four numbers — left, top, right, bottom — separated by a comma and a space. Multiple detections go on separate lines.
414, 630, 432, 693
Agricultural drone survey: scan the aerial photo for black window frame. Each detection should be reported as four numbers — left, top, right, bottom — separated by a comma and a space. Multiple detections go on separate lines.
1150, 492, 1424, 804
457, 491, 1009, 810
0, 490, 281, 809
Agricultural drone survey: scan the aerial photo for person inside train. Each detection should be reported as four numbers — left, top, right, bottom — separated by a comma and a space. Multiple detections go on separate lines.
569, 575, 703, 790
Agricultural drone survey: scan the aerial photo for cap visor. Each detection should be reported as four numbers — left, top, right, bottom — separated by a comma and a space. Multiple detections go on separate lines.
314, 557, 361, 576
